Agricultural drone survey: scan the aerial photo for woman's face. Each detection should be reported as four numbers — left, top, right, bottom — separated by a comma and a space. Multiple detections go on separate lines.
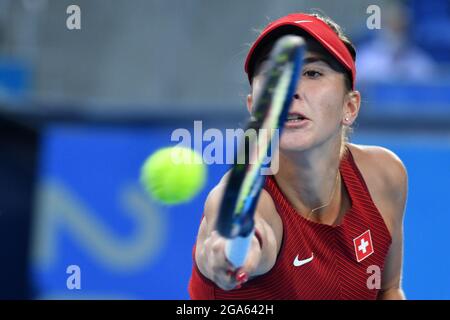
250, 50, 354, 153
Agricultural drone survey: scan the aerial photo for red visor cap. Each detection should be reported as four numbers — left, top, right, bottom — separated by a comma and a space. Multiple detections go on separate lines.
244, 13, 356, 90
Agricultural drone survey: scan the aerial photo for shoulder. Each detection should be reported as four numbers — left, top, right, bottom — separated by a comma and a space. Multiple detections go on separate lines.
346, 144, 408, 231
346, 144, 407, 186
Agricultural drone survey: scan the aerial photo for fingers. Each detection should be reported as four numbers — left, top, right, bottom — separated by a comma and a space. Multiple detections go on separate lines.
202, 230, 262, 291
204, 231, 239, 290
233, 235, 262, 286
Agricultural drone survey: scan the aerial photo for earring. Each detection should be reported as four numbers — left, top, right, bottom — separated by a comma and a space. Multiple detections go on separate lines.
345, 117, 349, 121
293, 93, 300, 99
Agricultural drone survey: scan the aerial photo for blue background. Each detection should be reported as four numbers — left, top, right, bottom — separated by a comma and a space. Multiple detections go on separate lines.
31, 125, 450, 299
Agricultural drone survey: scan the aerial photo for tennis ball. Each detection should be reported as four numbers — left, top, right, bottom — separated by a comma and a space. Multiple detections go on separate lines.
140, 146, 206, 204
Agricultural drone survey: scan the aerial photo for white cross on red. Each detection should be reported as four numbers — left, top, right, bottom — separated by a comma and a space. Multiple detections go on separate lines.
358, 239, 369, 254
353, 230, 374, 262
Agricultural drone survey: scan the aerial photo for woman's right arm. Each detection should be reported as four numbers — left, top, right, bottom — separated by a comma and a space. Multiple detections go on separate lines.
194, 176, 283, 291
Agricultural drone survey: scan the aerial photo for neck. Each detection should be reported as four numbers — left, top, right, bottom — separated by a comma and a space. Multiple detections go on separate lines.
275, 139, 344, 221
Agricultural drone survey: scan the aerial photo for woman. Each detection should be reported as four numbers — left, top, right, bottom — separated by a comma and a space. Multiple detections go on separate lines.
188, 12, 407, 300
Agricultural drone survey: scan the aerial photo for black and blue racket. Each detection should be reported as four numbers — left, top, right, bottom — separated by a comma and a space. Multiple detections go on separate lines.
216, 35, 306, 267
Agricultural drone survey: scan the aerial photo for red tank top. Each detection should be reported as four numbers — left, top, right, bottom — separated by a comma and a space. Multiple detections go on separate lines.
188, 148, 392, 299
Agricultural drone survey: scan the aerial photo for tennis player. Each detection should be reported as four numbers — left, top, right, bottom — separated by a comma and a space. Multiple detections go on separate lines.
189, 12, 407, 300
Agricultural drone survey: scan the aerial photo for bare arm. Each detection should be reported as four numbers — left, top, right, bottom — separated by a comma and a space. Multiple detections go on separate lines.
194, 174, 282, 291
373, 149, 408, 300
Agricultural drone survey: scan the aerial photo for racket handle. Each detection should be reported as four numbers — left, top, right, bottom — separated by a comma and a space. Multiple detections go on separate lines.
225, 230, 254, 268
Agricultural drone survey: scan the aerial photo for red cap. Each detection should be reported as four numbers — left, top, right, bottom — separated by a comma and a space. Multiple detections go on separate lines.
245, 13, 356, 90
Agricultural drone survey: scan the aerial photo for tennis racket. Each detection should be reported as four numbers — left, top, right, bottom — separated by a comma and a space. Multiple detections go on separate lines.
216, 35, 305, 268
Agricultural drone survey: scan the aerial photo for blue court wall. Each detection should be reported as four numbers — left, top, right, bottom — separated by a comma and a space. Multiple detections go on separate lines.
31, 124, 450, 299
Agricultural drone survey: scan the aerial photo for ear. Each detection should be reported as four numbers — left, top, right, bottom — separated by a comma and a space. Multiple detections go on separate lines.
246, 94, 253, 114
342, 90, 361, 126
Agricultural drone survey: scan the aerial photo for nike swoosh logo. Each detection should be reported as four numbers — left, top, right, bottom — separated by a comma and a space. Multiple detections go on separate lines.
293, 253, 314, 267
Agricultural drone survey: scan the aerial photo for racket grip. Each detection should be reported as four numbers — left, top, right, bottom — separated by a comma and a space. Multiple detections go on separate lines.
225, 229, 254, 268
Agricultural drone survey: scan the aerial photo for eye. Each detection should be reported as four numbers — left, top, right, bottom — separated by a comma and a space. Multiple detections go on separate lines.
303, 70, 322, 78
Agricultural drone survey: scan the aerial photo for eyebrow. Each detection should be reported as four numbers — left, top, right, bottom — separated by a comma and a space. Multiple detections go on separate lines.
303, 57, 332, 67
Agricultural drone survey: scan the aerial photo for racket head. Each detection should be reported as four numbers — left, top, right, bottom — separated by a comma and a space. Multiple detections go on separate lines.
217, 35, 306, 239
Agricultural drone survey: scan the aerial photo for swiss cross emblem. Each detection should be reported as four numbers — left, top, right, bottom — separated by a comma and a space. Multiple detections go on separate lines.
353, 230, 374, 262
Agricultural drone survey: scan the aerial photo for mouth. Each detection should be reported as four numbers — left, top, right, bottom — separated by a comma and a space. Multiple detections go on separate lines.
286, 112, 309, 122
284, 112, 310, 128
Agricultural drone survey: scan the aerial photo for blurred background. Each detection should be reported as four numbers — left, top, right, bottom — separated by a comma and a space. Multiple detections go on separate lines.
1, 0, 449, 299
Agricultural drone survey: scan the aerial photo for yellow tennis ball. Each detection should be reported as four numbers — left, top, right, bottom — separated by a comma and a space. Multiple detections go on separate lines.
140, 146, 206, 204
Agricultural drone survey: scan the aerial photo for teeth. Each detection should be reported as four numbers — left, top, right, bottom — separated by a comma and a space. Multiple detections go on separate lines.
287, 114, 304, 121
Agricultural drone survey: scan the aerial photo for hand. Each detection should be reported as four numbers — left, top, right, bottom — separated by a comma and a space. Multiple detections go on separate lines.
199, 230, 262, 291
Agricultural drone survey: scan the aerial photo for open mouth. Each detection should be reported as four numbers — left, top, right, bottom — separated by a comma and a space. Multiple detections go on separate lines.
286, 113, 308, 122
